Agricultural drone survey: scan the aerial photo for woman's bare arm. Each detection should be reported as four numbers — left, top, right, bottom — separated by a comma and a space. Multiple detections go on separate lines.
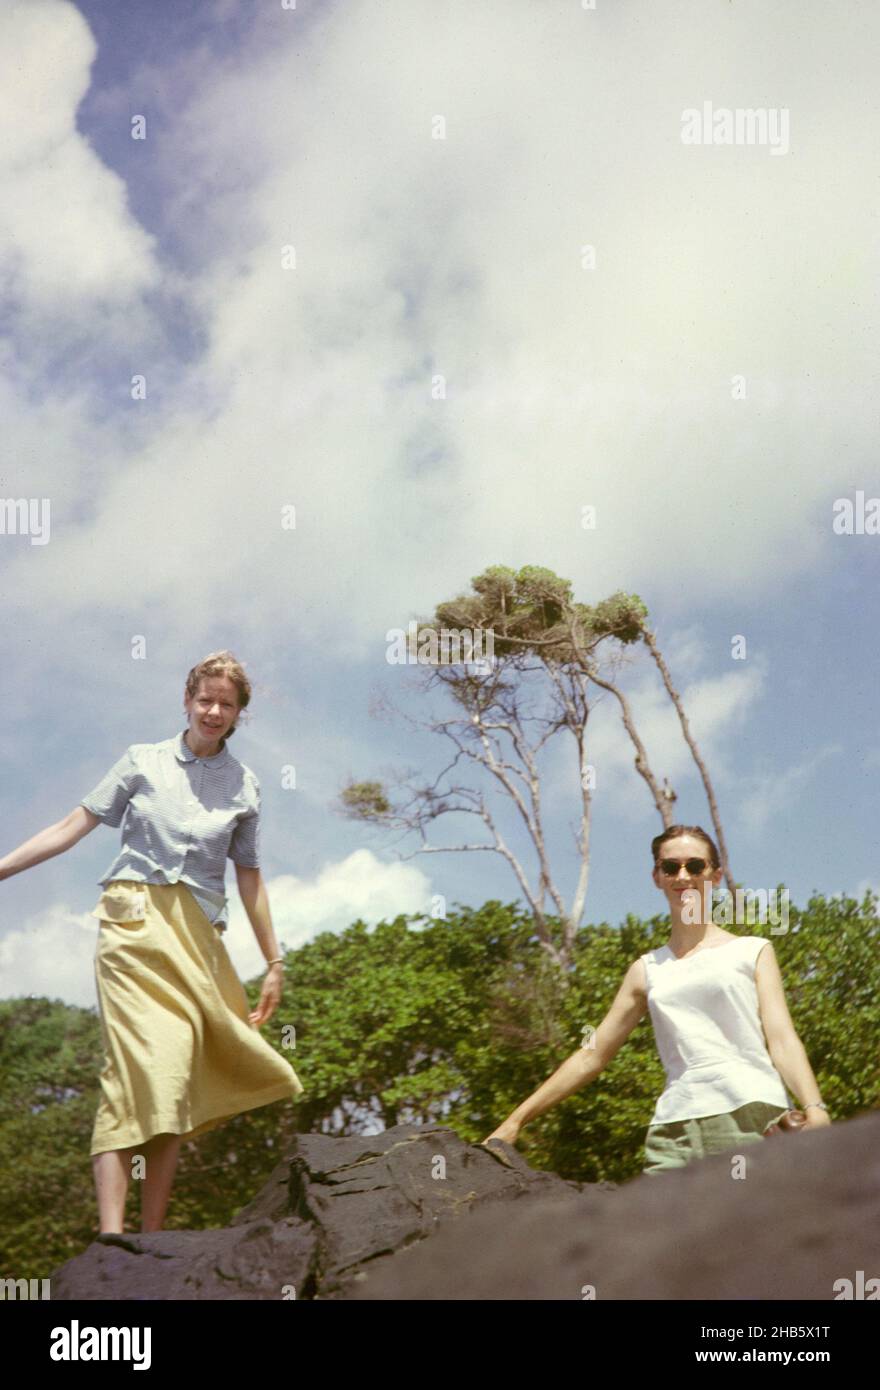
755, 942, 830, 1123
483, 958, 649, 1144
0, 806, 100, 881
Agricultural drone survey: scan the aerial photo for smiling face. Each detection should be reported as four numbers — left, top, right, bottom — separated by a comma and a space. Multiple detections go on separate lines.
183, 675, 241, 747
652, 832, 723, 911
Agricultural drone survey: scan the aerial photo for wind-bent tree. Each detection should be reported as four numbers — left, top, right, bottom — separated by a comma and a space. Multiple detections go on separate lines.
340, 566, 733, 968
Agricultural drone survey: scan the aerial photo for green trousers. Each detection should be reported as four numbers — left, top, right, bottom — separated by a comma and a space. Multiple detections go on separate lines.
642, 1100, 790, 1174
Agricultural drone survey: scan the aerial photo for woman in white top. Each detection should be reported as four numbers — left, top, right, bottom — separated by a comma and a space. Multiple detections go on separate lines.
484, 825, 831, 1172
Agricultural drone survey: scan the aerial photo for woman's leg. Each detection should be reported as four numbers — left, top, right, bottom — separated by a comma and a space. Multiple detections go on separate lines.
139, 1132, 183, 1233
92, 1145, 137, 1233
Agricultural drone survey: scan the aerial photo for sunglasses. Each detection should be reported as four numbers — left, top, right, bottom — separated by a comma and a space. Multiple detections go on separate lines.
657, 857, 710, 877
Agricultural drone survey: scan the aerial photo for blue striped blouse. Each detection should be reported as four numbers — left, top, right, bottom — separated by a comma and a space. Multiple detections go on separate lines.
80, 729, 261, 931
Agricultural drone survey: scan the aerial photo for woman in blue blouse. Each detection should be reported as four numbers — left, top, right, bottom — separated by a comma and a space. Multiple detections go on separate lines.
0, 651, 303, 1235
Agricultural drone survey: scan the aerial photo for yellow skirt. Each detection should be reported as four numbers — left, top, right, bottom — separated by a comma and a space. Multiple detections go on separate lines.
89, 879, 304, 1156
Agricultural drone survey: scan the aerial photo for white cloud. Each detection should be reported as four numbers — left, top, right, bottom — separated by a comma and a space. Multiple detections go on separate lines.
0, 901, 99, 1009
2, 0, 879, 699
223, 849, 433, 981
0, 0, 160, 330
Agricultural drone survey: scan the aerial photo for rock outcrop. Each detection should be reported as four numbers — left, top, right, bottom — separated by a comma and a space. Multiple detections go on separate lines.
50, 1112, 879, 1300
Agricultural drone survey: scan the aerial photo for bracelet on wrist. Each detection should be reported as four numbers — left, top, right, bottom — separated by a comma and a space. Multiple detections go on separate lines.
266, 957, 284, 968
804, 1101, 828, 1112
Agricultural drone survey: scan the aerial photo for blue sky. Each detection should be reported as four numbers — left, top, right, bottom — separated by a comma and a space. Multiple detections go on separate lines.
1, 0, 878, 1007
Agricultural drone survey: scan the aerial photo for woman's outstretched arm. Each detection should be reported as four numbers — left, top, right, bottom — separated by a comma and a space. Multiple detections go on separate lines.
482, 958, 649, 1146
0, 806, 99, 881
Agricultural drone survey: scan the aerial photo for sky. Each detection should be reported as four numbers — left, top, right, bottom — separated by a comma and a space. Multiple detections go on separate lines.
1, 0, 878, 1009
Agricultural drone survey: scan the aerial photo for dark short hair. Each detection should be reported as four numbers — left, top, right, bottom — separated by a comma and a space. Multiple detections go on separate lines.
651, 823, 720, 870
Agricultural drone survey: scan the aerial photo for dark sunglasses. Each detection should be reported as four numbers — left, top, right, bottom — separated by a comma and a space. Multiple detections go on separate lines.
657, 857, 710, 877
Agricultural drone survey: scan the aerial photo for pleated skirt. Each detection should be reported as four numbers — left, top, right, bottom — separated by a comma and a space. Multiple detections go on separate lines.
89, 878, 304, 1156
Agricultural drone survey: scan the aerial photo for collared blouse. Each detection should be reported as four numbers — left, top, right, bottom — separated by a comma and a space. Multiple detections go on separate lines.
80, 729, 261, 930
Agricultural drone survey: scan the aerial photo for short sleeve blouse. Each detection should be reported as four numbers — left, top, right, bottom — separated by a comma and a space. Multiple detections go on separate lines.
80, 729, 261, 928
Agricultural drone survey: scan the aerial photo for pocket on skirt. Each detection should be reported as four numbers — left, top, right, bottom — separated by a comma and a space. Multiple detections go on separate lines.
90, 884, 149, 927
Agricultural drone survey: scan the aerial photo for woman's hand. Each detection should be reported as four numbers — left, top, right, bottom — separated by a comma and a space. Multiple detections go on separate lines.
481, 1117, 522, 1148
248, 963, 284, 1028
802, 1108, 832, 1130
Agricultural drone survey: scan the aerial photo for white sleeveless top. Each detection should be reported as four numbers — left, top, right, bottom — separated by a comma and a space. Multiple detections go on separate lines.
641, 935, 791, 1125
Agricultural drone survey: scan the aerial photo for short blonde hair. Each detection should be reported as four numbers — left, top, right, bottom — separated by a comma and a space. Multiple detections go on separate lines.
184, 650, 252, 738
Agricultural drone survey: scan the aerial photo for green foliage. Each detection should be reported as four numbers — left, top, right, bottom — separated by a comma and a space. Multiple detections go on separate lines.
589, 591, 650, 644
431, 565, 648, 664
337, 779, 392, 821
1, 892, 876, 1278
0, 998, 104, 1270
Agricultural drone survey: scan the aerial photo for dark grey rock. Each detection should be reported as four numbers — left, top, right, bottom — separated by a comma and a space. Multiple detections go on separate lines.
51, 1219, 317, 1301
351, 1111, 880, 1300
50, 1123, 582, 1300
49, 1113, 879, 1301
